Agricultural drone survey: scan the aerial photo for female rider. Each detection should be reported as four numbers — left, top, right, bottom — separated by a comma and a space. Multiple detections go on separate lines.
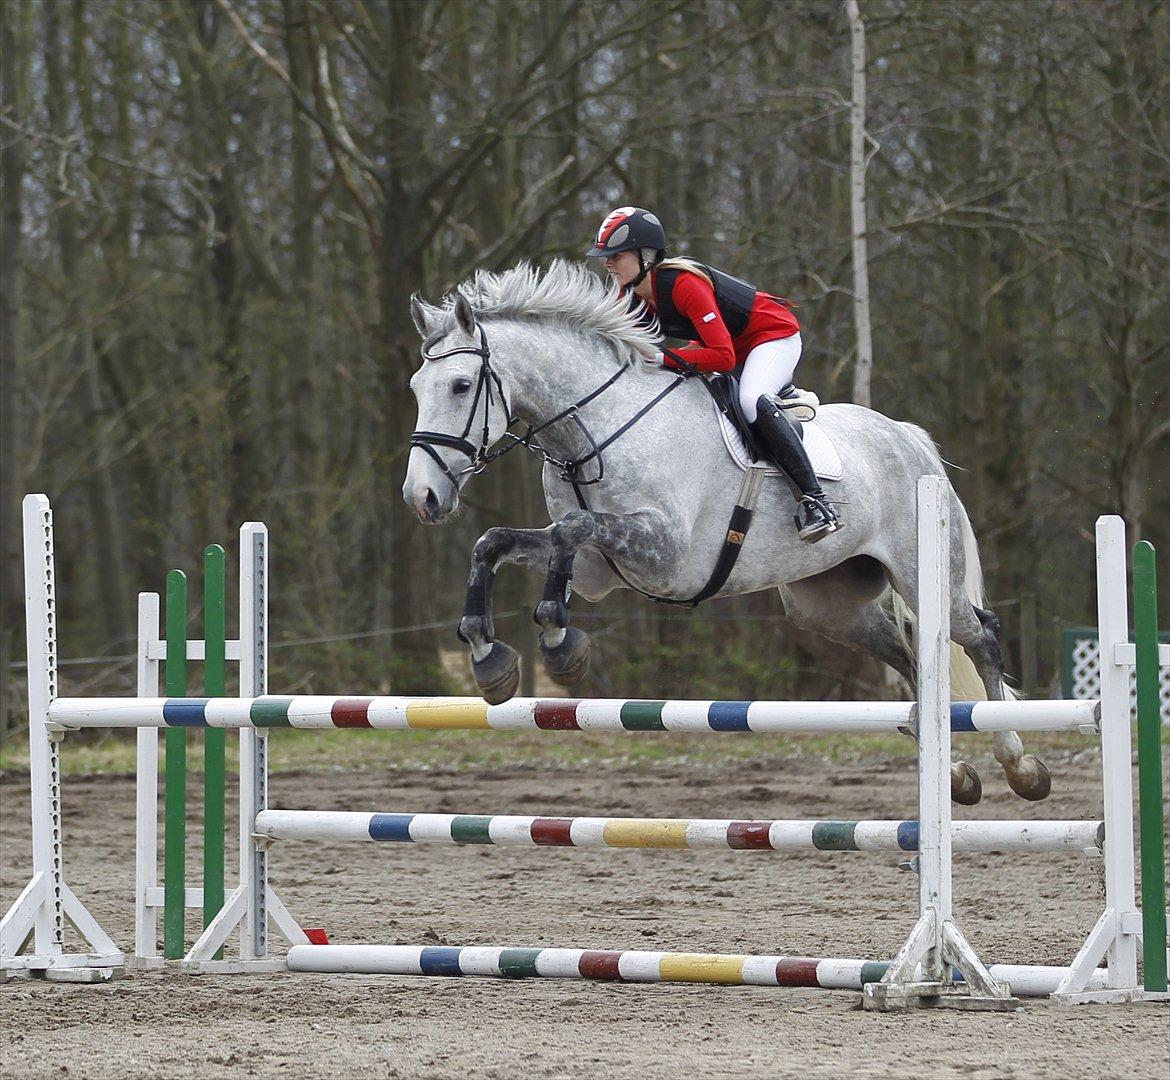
585, 206, 839, 543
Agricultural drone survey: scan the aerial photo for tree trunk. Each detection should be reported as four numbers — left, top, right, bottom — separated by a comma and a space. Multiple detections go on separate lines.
846, 0, 874, 407
0, 0, 29, 739
45, 1, 130, 647
374, 0, 441, 682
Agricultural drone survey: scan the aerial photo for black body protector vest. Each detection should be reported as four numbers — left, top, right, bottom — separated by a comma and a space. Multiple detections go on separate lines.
652, 261, 759, 341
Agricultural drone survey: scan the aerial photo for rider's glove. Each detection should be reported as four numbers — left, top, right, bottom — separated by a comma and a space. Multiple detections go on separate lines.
641, 350, 665, 367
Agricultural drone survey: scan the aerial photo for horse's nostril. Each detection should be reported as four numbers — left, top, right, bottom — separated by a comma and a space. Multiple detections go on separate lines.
424, 488, 440, 515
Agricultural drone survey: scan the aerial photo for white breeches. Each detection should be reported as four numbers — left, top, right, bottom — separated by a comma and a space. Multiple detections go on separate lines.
738, 333, 802, 424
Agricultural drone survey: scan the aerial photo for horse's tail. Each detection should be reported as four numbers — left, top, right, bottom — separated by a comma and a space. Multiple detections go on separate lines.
889, 423, 1016, 702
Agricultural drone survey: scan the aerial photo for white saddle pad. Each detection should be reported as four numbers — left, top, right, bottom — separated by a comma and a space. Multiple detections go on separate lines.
715, 401, 844, 482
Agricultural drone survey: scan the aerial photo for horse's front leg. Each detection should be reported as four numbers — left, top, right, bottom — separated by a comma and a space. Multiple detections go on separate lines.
460, 526, 555, 703
535, 507, 683, 687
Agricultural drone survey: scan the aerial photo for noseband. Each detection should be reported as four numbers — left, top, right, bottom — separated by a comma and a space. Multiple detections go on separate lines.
409, 323, 513, 491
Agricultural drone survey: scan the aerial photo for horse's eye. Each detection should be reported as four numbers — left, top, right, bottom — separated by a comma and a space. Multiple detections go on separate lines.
452, 378, 473, 395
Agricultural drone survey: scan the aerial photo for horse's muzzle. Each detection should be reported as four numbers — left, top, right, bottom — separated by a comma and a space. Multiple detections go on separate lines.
404, 480, 453, 524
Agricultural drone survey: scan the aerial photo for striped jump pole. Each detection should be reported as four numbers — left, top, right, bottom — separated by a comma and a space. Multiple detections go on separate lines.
254, 810, 1104, 854
44, 695, 1099, 733
285, 944, 1111, 999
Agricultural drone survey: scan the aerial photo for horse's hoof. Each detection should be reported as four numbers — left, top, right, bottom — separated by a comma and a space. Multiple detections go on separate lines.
540, 626, 590, 687
1007, 755, 1052, 801
950, 761, 982, 805
472, 642, 520, 705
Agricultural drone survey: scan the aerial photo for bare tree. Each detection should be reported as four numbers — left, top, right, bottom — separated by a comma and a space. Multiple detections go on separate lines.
846, 0, 874, 407
0, 0, 30, 737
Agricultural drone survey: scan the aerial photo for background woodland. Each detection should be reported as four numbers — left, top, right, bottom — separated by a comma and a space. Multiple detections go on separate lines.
1, 0, 1166, 733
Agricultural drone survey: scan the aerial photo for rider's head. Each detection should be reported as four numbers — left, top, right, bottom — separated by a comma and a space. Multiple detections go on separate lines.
585, 206, 667, 289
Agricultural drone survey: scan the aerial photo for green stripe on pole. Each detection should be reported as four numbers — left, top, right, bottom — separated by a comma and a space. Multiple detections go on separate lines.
203, 545, 227, 958
250, 697, 294, 726
164, 569, 188, 960
811, 821, 860, 850
620, 701, 667, 730
1133, 541, 1167, 994
450, 816, 494, 844
498, 948, 542, 978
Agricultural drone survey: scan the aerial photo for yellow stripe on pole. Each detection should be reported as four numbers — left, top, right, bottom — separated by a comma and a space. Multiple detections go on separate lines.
406, 699, 491, 729
659, 953, 746, 984
603, 819, 691, 848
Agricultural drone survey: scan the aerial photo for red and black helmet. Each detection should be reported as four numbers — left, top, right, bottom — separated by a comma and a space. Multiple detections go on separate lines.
585, 206, 668, 257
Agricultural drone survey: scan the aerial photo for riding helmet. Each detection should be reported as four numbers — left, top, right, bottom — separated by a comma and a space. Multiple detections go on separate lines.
585, 206, 668, 257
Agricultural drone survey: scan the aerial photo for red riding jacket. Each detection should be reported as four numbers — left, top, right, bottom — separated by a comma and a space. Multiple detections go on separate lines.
641, 266, 799, 373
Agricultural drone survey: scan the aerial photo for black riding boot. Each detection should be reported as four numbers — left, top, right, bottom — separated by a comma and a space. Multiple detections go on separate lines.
752, 394, 840, 543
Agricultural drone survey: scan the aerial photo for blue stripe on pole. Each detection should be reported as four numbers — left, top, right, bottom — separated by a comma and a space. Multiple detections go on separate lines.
949, 702, 977, 732
896, 820, 919, 850
368, 814, 415, 841
419, 947, 464, 976
163, 698, 209, 726
708, 701, 751, 730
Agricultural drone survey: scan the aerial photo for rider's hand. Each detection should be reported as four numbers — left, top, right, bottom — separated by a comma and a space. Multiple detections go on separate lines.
640, 350, 664, 367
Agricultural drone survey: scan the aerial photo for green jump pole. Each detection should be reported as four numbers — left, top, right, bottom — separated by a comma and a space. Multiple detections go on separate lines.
1133, 541, 1167, 994
163, 570, 188, 959
203, 546, 227, 957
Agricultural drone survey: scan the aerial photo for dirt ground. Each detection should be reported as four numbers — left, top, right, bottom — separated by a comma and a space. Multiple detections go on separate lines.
1, 744, 1167, 1080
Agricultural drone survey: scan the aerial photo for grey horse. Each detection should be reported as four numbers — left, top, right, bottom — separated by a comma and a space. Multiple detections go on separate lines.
402, 260, 1050, 805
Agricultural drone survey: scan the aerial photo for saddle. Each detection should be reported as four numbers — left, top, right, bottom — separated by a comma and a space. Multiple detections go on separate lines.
705, 375, 820, 464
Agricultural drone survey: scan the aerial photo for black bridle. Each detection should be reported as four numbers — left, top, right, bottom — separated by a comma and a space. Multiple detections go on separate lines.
409, 323, 512, 491
410, 320, 691, 492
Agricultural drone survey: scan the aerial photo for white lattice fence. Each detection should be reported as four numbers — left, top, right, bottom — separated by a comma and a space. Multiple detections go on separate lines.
1063, 628, 1170, 722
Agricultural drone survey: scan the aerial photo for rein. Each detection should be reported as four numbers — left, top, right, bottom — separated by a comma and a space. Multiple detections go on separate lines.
409, 322, 692, 490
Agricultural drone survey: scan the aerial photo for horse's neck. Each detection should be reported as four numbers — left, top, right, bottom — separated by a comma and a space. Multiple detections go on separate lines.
497, 324, 627, 460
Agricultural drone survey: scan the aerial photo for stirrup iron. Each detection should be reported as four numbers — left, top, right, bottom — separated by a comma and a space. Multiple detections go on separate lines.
795, 494, 839, 544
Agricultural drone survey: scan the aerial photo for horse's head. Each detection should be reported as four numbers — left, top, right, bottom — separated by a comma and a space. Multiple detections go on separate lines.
403, 291, 512, 523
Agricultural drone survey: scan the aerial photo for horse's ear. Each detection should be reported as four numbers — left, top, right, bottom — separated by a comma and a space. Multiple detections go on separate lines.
410, 295, 433, 339
453, 291, 477, 337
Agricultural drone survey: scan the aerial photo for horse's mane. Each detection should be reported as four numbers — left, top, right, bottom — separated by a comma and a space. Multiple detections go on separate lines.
415, 259, 661, 366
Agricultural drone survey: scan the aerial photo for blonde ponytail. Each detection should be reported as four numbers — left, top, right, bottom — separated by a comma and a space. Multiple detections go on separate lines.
654, 257, 714, 288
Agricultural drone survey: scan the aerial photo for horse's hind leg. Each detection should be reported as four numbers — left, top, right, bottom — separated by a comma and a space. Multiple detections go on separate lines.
533, 546, 592, 687
952, 604, 1051, 801
781, 563, 982, 805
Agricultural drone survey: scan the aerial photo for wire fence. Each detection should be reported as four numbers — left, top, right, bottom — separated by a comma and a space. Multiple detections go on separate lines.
8, 606, 806, 671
